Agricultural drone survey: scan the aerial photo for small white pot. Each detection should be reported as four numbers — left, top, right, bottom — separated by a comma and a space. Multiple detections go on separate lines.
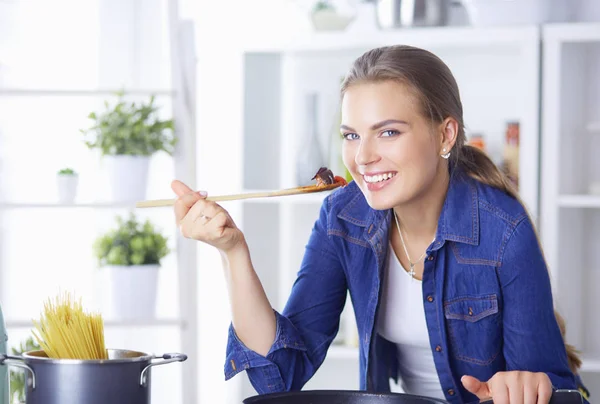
105, 264, 159, 320
56, 174, 79, 203
104, 155, 150, 202
311, 9, 353, 31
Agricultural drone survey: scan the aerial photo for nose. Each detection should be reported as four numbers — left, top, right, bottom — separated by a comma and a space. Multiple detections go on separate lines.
355, 137, 380, 167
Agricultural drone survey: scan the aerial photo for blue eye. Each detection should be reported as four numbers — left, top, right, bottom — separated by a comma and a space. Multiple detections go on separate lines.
342, 133, 359, 140
381, 130, 400, 137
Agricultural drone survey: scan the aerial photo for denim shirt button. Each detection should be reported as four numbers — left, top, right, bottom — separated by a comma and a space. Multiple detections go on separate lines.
435, 345, 442, 352
448, 389, 455, 396
427, 256, 434, 261
427, 295, 434, 303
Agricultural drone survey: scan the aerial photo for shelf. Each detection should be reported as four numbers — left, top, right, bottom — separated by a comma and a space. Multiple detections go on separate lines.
241, 25, 538, 53
5, 318, 186, 329
581, 356, 600, 373
587, 122, 600, 133
0, 202, 137, 209
543, 22, 600, 43
557, 195, 600, 208
328, 345, 358, 360
0, 88, 176, 97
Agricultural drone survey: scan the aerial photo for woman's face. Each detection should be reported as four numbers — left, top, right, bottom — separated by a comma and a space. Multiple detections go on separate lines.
341, 80, 448, 210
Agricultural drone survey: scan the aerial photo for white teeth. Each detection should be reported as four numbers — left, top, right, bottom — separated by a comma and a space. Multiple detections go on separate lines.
364, 173, 395, 183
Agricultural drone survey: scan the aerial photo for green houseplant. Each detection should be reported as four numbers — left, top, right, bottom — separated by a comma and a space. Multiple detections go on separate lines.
9, 336, 40, 404
80, 92, 177, 202
94, 213, 169, 320
56, 167, 79, 204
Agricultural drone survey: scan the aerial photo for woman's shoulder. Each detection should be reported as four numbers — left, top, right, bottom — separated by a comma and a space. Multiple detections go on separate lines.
471, 177, 530, 227
325, 180, 364, 210
322, 181, 374, 227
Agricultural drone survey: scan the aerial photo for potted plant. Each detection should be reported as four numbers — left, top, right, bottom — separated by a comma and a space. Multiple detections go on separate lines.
93, 213, 170, 320
56, 167, 78, 203
9, 336, 40, 404
81, 92, 176, 202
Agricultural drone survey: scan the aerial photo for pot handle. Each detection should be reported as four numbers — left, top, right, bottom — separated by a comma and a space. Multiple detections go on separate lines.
0, 354, 36, 390
140, 353, 188, 386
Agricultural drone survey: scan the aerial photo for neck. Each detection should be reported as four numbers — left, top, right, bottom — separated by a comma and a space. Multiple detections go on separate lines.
393, 164, 450, 241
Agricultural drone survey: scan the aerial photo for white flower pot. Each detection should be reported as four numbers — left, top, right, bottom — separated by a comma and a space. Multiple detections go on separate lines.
311, 9, 353, 31
104, 155, 150, 202
56, 174, 79, 203
105, 264, 159, 320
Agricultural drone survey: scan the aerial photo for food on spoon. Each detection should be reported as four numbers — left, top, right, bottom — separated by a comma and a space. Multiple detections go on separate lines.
312, 167, 348, 187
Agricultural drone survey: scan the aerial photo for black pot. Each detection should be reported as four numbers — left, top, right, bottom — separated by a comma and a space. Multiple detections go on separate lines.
243, 390, 447, 404
243, 389, 584, 404
0, 349, 187, 404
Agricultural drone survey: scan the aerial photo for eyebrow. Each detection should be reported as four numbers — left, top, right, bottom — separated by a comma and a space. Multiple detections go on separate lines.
340, 119, 409, 132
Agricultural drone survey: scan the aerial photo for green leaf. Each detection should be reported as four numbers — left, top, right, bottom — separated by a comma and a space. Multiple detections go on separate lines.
80, 93, 177, 157
94, 213, 170, 266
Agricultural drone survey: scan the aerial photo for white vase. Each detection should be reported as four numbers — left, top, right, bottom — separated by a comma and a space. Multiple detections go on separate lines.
56, 174, 79, 203
311, 9, 353, 31
104, 155, 150, 202
105, 264, 159, 320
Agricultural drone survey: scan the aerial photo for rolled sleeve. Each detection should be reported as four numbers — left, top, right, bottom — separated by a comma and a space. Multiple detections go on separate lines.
224, 311, 308, 393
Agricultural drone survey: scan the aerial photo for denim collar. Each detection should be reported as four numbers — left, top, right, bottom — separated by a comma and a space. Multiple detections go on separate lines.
337, 168, 479, 246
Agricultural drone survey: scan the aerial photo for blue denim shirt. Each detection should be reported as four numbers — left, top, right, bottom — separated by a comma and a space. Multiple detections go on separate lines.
224, 168, 586, 403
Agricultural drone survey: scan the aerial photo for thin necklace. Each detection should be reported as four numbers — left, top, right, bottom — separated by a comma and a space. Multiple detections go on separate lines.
393, 210, 430, 281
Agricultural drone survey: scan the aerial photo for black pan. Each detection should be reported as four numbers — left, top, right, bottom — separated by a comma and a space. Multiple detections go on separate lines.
243, 391, 447, 404
243, 389, 584, 404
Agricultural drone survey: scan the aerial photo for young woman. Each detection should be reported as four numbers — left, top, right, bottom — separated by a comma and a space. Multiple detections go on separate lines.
172, 45, 589, 403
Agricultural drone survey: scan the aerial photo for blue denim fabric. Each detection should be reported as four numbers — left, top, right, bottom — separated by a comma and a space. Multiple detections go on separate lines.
224, 168, 587, 403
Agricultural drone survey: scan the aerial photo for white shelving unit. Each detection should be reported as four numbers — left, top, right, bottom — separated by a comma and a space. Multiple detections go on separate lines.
540, 22, 600, 398
223, 24, 543, 402
0, 1, 198, 403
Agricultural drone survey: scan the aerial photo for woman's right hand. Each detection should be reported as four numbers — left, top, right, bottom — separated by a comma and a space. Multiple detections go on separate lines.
171, 180, 245, 253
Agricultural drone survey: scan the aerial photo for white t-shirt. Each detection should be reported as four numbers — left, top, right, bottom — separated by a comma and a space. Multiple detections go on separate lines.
376, 243, 445, 399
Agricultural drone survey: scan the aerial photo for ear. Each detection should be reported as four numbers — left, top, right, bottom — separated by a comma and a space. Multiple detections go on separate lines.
438, 117, 459, 156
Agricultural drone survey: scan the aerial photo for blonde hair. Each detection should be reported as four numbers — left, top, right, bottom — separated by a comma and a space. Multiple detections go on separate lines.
342, 45, 581, 373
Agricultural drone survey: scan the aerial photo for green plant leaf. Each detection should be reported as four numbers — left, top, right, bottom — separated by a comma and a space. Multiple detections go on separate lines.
81, 93, 177, 157
94, 213, 170, 266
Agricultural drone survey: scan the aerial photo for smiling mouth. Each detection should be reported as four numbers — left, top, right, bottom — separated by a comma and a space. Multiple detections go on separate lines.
363, 172, 397, 184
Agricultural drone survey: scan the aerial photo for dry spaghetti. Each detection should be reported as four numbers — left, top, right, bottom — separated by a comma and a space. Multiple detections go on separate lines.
32, 292, 108, 360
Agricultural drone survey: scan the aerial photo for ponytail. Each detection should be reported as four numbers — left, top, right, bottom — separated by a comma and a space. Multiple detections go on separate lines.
457, 145, 582, 374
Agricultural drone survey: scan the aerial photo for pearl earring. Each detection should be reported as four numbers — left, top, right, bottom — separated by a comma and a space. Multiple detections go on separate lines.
441, 148, 451, 159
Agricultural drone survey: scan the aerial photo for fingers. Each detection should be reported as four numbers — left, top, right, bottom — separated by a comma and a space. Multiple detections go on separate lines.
536, 377, 553, 404
492, 384, 510, 404
171, 180, 193, 197
187, 198, 225, 222
524, 382, 538, 404
461, 375, 491, 399
174, 192, 204, 223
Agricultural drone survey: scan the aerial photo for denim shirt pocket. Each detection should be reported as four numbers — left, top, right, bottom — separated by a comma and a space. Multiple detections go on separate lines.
444, 294, 502, 365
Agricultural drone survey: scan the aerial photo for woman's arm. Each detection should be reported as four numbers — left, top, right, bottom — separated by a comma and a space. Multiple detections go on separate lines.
497, 215, 576, 387
462, 215, 583, 403
224, 197, 348, 393
221, 241, 276, 357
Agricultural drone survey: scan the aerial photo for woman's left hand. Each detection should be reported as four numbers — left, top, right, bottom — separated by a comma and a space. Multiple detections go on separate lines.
461, 371, 553, 404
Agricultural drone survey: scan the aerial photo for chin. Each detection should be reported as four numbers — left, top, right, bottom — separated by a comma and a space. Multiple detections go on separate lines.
363, 190, 410, 211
